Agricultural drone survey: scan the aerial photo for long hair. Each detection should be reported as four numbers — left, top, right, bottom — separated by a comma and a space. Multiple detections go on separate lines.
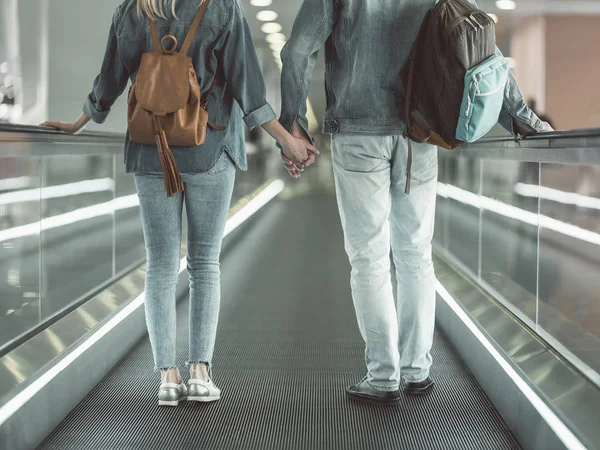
137, 0, 205, 20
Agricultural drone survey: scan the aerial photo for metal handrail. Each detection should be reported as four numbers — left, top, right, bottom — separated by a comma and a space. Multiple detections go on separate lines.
0, 124, 125, 147
453, 128, 600, 165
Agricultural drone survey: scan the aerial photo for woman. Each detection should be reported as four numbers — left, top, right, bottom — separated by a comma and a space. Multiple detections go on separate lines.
42, 0, 316, 406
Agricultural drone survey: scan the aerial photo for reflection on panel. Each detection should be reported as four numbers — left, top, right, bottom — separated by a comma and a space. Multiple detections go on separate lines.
40, 155, 115, 321
114, 167, 144, 273
538, 163, 600, 375
443, 155, 481, 276
434, 156, 449, 251
0, 156, 41, 349
480, 159, 539, 323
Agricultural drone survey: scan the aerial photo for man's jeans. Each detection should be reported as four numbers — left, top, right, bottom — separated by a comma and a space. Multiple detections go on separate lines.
134, 151, 236, 371
331, 133, 437, 391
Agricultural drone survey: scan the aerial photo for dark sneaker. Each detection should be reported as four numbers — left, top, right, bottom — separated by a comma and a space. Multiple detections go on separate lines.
346, 378, 401, 405
402, 376, 434, 395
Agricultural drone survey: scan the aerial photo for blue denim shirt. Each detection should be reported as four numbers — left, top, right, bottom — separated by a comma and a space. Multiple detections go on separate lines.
280, 0, 543, 140
83, 0, 276, 174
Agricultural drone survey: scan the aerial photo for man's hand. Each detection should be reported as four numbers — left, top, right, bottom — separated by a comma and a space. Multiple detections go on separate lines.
280, 135, 318, 179
280, 122, 319, 179
290, 122, 317, 167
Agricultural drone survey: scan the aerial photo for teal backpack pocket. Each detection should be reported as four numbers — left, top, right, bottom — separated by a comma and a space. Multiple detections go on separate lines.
456, 54, 509, 142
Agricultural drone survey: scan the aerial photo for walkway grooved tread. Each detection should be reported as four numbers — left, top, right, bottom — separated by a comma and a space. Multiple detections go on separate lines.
39, 196, 520, 450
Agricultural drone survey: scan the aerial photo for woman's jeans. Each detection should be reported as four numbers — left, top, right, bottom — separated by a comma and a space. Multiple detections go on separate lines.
134, 152, 235, 371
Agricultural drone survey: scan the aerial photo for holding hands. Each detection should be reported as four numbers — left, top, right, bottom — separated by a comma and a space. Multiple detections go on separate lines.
280, 122, 319, 179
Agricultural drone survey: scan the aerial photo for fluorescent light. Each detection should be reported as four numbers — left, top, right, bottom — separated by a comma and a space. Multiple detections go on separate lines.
0, 176, 31, 191
261, 22, 282, 34
0, 178, 114, 205
250, 0, 272, 6
266, 33, 286, 44
270, 42, 286, 52
488, 13, 499, 23
515, 183, 600, 211
0, 179, 285, 428
496, 0, 516, 10
256, 10, 278, 21
437, 182, 600, 247
436, 281, 587, 450
0, 194, 139, 243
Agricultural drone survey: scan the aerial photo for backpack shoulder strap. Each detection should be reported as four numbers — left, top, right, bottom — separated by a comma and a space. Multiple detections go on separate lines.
181, 0, 211, 55
149, 19, 161, 52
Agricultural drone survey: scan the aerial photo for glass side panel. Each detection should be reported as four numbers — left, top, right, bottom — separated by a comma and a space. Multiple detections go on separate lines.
114, 161, 144, 273
40, 155, 114, 320
0, 156, 41, 349
480, 159, 539, 323
538, 163, 600, 374
434, 153, 449, 250
443, 155, 481, 276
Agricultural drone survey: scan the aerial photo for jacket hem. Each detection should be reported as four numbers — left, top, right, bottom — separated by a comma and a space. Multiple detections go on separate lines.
322, 118, 406, 135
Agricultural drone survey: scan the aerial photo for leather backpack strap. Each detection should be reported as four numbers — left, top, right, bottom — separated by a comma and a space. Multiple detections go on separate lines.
180, 0, 211, 55
149, 19, 161, 52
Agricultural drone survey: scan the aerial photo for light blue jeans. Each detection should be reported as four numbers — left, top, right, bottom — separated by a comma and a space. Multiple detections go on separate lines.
134, 152, 236, 371
331, 134, 437, 390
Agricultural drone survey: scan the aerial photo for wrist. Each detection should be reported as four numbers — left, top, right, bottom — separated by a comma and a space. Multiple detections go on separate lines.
280, 134, 294, 149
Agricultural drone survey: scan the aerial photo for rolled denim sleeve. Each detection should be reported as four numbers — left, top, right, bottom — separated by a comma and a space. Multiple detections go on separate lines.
498, 65, 545, 136
466, 0, 543, 136
219, 1, 276, 130
83, 12, 129, 124
280, 0, 335, 142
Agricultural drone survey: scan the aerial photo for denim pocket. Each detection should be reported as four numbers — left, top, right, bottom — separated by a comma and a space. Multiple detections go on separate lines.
336, 136, 387, 173
207, 151, 234, 175
409, 143, 438, 184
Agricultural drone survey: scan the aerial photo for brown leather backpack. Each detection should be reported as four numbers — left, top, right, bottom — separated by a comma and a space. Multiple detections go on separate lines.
127, 0, 224, 197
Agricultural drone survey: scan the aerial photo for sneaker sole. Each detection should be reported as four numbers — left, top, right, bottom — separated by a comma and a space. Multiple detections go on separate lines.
187, 395, 221, 402
346, 391, 400, 406
403, 383, 435, 396
158, 400, 181, 406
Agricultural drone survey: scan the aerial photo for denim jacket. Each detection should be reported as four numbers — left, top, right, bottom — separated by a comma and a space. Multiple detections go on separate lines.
83, 0, 276, 174
279, 0, 544, 141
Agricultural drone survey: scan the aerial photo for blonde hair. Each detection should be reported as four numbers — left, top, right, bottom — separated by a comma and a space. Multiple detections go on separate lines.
137, 0, 206, 20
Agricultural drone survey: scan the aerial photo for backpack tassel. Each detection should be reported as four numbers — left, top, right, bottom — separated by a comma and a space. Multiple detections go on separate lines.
153, 116, 184, 197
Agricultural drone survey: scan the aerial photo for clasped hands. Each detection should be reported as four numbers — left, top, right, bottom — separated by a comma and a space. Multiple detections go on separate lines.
280, 123, 319, 179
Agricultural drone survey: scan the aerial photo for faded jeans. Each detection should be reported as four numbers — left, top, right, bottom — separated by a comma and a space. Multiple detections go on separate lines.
331, 134, 437, 390
134, 152, 235, 371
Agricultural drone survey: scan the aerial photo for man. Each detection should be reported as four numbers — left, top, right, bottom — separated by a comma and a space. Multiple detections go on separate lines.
279, 0, 550, 404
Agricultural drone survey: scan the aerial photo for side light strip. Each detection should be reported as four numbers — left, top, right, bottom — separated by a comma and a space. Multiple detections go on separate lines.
436, 280, 586, 450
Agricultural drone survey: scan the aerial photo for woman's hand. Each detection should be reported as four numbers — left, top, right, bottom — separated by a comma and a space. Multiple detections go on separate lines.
40, 113, 90, 135
40, 121, 83, 135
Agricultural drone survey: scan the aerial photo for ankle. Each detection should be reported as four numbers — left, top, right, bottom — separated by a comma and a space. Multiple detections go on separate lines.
190, 362, 210, 382
161, 367, 181, 384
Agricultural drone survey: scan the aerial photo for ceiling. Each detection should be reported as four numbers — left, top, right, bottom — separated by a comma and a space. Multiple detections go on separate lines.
242, 0, 600, 129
